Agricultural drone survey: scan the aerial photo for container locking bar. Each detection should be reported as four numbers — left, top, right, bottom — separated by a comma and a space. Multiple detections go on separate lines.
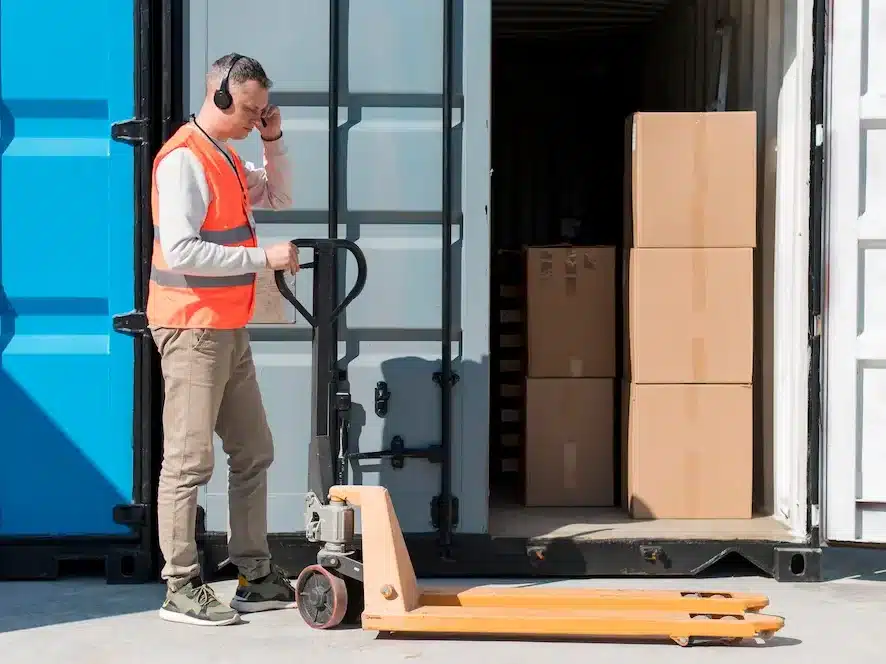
347, 435, 444, 469
436, 0, 457, 553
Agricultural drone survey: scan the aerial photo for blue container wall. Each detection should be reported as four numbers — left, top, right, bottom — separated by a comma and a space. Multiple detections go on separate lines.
185, 0, 491, 535
0, 2, 136, 535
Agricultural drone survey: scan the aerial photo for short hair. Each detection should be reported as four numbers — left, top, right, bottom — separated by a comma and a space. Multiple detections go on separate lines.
208, 53, 272, 90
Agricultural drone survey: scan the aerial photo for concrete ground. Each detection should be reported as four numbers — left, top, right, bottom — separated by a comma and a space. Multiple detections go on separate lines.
3, 550, 886, 664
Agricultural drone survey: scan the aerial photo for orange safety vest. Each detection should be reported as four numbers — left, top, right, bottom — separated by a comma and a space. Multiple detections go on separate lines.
146, 123, 258, 329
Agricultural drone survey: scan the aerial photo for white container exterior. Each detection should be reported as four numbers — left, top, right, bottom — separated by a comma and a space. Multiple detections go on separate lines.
824, 0, 886, 544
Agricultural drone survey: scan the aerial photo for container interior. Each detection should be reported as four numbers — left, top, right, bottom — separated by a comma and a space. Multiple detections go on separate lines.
486, 0, 796, 542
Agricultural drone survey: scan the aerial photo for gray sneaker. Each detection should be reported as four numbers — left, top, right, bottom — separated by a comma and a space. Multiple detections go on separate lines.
229, 564, 297, 614
158, 577, 240, 626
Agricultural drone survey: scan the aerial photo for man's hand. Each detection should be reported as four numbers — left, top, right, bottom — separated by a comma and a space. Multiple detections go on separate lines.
264, 241, 299, 274
259, 105, 282, 141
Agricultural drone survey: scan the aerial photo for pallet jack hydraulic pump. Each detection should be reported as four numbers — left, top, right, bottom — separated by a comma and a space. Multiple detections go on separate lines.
274, 238, 786, 647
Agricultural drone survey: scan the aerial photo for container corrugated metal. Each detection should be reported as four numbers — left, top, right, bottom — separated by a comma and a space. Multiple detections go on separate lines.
185, 0, 491, 535
0, 1, 137, 536
824, 0, 886, 543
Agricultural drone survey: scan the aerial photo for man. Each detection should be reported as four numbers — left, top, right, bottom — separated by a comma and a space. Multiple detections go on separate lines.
148, 53, 300, 626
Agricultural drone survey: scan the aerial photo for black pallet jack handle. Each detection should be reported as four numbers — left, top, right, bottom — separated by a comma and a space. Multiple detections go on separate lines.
273, 238, 367, 328
274, 238, 368, 503
211, 238, 366, 574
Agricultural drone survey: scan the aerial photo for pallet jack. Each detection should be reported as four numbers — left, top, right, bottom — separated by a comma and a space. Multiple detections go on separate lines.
274, 238, 785, 647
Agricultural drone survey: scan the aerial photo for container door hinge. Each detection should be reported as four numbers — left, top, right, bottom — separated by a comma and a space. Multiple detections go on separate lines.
111, 118, 150, 145
113, 310, 148, 336
810, 504, 820, 528
431, 494, 459, 529
433, 371, 460, 387
811, 314, 822, 338
113, 503, 149, 528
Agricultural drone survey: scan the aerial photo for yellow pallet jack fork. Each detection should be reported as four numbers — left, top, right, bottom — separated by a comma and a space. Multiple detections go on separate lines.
274, 239, 785, 647
294, 486, 783, 647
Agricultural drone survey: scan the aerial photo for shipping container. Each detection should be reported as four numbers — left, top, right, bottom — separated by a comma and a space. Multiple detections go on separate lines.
0, 0, 156, 581
0, 0, 865, 584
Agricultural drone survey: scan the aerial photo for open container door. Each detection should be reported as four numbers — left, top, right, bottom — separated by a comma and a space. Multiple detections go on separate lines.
823, 0, 886, 545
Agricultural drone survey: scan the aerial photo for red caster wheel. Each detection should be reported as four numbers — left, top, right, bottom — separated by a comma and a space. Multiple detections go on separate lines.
340, 574, 365, 626
295, 564, 348, 629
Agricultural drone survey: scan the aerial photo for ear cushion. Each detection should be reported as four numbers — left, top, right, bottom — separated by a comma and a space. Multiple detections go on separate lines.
214, 89, 232, 110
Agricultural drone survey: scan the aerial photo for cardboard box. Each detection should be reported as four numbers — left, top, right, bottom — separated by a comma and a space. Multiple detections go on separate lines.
526, 246, 616, 378
625, 247, 753, 384
624, 382, 753, 519
525, 378, 615, 507
625, 111, 757, 248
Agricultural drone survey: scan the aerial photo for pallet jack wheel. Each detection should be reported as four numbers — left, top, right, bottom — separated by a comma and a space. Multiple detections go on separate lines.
339, 574, 365, 626
295, 564, 348, 629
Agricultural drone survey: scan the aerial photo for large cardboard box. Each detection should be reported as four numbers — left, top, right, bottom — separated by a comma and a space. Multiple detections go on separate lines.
526, 246, 616, 378
525, 378, 615, 507
624, 382, 753, 519
625, 111, 757, 249
625, 247, 753, 384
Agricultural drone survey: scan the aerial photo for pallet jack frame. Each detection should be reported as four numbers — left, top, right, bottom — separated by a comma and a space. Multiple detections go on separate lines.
273, 239, 786, 647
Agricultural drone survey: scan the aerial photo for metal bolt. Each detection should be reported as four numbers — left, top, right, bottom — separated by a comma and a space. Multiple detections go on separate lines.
380, 584, 396, 600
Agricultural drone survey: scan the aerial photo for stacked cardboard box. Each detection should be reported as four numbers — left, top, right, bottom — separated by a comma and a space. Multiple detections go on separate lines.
623, 111, 757, 520
524, 245, 616, 507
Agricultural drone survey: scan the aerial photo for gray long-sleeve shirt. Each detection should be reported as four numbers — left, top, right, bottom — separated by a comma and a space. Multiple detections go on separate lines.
154, 132, 292, 276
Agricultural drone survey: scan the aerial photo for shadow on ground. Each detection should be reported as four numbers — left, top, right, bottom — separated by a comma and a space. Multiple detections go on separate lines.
378, 632, 802, 648
822, 547, 886, 582
0, 580, 166, 634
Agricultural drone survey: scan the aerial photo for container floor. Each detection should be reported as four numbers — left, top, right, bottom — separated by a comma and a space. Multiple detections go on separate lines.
487, 504, 800, 542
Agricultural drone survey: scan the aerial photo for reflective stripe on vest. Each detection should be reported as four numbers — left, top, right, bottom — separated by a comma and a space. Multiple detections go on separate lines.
146, 123, 258, 329
149, 224, 256, 287
149, 268, 255, 288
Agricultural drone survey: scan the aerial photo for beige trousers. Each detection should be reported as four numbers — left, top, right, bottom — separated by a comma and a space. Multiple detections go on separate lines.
151, 327, 274, 590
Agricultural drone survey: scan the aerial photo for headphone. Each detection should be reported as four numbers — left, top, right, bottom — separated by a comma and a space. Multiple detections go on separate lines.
213, 53, 244, 111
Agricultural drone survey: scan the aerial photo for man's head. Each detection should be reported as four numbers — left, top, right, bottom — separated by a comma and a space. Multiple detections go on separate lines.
203, 53, 272, 140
